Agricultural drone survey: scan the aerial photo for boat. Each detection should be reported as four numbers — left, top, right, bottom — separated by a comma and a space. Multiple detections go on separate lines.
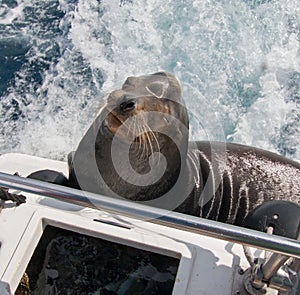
0, 153, 299, 295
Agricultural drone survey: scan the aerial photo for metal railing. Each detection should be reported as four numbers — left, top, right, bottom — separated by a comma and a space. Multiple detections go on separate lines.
0, 172, 299, 259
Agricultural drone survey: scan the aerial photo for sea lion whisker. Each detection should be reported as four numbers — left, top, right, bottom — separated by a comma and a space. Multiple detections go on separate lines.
140, 130, 146, 159
137, 122, 143, 152
146, 125, 161, 155
139, 115, 151, 159
136, 122, 144, 158
142, 119, 160, 162
131, 120, 138, 152
142, 127, 149, 160
151, 131, 161, 162
144, 124, 156, 161
133, 117, 142, 156
132, 116, 140, 150
144, 127, 154, 161
133, 116, 137, 138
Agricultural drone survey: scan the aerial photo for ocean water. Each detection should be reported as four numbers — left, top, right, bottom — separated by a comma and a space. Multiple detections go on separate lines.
0, 0, 299, 162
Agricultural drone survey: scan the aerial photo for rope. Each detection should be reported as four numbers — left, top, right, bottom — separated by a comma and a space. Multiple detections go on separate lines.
0, 186, 26, 206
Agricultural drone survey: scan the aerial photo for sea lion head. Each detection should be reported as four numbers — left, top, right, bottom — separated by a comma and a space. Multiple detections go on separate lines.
96, 72, 190, 201
103, 72, 189, 150
70, 72, 191, 205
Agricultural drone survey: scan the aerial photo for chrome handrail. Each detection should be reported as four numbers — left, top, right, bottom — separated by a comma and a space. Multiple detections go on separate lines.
0, 171, 299, 259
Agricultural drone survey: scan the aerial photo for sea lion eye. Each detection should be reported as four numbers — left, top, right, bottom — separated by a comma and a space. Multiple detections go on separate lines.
120, 99, 136, 113
146, 82, 168, 98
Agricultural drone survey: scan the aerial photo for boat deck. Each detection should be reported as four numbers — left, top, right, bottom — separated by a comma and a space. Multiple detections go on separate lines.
0, 153, 298, 294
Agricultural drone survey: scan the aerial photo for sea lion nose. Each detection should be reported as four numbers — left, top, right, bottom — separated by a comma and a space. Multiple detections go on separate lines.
120, 98, 136, 113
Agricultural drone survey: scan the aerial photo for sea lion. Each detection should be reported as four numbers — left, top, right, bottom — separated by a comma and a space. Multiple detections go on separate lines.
68, 72, 300, 226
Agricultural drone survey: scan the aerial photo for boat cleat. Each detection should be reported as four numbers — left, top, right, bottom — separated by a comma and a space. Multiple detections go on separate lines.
233, 256, 299, 295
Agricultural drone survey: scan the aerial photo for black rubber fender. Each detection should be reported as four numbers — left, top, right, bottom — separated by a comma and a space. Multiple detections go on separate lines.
243, 200, 300, 239
27, 169, 69, 186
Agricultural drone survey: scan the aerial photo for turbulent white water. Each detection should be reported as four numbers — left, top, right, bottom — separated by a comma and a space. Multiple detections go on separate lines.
0, 0, 299, 161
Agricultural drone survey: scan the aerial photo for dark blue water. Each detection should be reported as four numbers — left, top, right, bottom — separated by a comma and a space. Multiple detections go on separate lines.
0, 0, 299, 161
